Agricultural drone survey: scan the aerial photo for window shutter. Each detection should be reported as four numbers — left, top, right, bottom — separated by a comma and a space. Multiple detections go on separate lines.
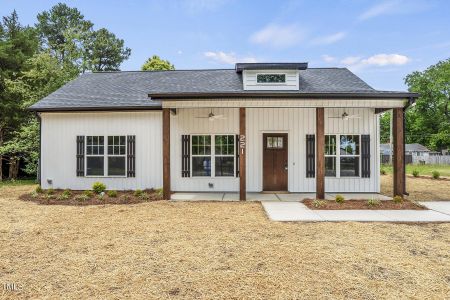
306, 134, 315, 178
181, 135, 190, 177
235, 134, 240, 177
127, 135, 136, 177
361, 134, 370, 178
76, 136, 85, 177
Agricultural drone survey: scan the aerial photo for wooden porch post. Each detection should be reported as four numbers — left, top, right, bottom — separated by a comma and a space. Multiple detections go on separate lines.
392, 107, 405, 197
239, 107, 246, 201
162, 108, 171, 200
316, 108, 325, 199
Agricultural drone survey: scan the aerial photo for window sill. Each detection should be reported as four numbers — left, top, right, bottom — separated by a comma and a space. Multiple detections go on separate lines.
84, 176, 128, 178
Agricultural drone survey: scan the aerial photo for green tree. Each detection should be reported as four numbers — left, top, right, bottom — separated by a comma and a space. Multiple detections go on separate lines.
0, 52, 75, 178
36, 3, 93, 70
84, 28, 131, 71
405, 58, 450, 151
141, 55, 175, 71
0, 10, 38, 180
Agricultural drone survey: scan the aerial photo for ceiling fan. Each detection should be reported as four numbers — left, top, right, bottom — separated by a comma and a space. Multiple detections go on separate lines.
329, 112, 360, 120
195, 109, 226, 121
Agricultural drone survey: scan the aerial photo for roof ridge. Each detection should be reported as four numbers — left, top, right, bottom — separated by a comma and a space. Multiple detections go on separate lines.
90, 69, 235, 74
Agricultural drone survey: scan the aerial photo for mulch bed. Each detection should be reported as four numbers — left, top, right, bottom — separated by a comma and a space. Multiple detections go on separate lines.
303, 199, 426, 210
20, 189, 163, 206
406, 174, 450, 181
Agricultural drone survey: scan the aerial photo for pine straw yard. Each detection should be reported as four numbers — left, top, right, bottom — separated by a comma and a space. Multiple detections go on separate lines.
381, 174, 450, 201
1, 185, 450, 299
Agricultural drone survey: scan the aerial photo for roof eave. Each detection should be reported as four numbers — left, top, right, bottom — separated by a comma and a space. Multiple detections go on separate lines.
148, 92, 420, 100
28, 105, 162, 112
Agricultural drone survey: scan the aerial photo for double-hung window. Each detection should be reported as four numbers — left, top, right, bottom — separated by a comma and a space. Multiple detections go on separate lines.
85, 135, 127, 177
339, 135, 360, 177
325, 135, 337, 177
192, 135, 211, 176
86, 136, 104, 176
324, 134, 360, 178
215, 135, 234, 177
191, 134, 235, 177
108, 136, 126, 176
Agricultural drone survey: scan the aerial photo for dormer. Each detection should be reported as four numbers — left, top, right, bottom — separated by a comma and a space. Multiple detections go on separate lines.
235, 62, 308, 91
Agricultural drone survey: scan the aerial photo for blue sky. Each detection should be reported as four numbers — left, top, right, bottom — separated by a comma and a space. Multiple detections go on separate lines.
1, 0, 449, 90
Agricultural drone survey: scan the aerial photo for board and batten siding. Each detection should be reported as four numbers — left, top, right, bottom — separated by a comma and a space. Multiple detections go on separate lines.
170, 107, 379, 193
243, 70, 299, 90
246, 107, 380, 193
170, 108, 240, 192
40, 111, 162, 190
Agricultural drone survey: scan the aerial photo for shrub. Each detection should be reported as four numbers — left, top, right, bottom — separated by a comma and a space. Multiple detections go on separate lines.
312, 199, 326, 208
432, 170, 440, 179
155, 188, 163, 198
367, 198, 380, 207
83, 190, 94, 198
92, 182, 106, 194
412, 169, 419, 177
30, 191, 39, 198
138, 192, 150, 200
393, 195, 403, 203
35, 186, 43, 194
134, 189, 143, 197
75, 194, 89, 201
335, 194, 345, 203
62, 189, 71, 197
380, 169, 386, 175
57, 193, 70, 200
46, 188, 55, 195
107, 190, 118, 198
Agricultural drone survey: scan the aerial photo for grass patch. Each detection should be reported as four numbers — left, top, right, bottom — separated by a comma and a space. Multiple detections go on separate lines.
381, 164, 450, 177
0, 179, 36, 188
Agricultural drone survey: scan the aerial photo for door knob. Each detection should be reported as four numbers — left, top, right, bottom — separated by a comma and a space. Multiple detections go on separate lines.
284, 164, 288, 171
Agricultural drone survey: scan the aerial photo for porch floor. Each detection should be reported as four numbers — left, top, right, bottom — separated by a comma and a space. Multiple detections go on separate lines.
170, 192, 392, 201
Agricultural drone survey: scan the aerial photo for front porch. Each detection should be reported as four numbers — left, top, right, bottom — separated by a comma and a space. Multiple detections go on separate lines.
171, 192, 392, 201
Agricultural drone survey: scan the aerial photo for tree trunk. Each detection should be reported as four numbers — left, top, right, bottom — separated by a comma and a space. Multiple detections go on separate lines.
8, 157, 19, 180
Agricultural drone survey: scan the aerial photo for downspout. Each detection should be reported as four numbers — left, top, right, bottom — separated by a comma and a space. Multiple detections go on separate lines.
35, 112, 42, 187
402, 97, 416, 196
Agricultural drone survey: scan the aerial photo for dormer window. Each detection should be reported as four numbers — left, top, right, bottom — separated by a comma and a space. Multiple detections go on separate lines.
257, 74, 286, 84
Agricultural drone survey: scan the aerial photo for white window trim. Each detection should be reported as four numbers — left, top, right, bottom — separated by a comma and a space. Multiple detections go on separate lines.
256, 73, 287, 85
85, 135, 128, 178
190, 134, 236, 178
325, 134, 362, 178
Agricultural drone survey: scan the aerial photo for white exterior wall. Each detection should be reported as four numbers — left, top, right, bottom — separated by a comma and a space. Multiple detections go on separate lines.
40, 111, 162, 190
246, 107, 379, 193
243, 70, 299, 90
170, 108, 239, 192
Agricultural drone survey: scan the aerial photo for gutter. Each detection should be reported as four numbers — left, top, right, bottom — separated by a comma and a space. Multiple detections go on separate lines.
28, 106, 162, 113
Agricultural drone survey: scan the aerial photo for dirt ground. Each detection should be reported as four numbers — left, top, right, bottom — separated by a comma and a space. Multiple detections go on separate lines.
381, 174, 450, 201
1, 185, 449, 299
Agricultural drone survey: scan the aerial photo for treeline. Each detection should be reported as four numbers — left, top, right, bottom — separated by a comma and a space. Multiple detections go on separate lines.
380, 58, 450, 151
0, 3, 132, 180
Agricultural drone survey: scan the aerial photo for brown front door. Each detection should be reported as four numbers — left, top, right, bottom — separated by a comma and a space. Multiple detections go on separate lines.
263, 133, 288, 191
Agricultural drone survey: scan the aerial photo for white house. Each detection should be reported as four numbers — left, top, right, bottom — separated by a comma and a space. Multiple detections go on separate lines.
30, 63, 418, 199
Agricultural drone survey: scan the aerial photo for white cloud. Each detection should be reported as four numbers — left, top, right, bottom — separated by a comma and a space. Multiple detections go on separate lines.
362, 54, 410, 66
358, 0, 429, 21
340, 53, 410, 71
311, 32, 347, 45
250, 23, 305, 48
321, 55, 335, 62
204, 51, 257, 65
177, 50, 183, 55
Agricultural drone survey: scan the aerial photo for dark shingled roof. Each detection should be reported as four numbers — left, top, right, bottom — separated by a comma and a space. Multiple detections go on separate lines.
30, 68, 417, 111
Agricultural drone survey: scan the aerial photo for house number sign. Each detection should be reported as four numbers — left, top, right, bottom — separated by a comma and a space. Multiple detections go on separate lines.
239, 135, 246, 154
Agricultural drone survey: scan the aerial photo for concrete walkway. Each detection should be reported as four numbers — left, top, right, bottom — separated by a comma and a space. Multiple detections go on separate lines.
171, 192, 391, 201
262, 201, 450, 222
